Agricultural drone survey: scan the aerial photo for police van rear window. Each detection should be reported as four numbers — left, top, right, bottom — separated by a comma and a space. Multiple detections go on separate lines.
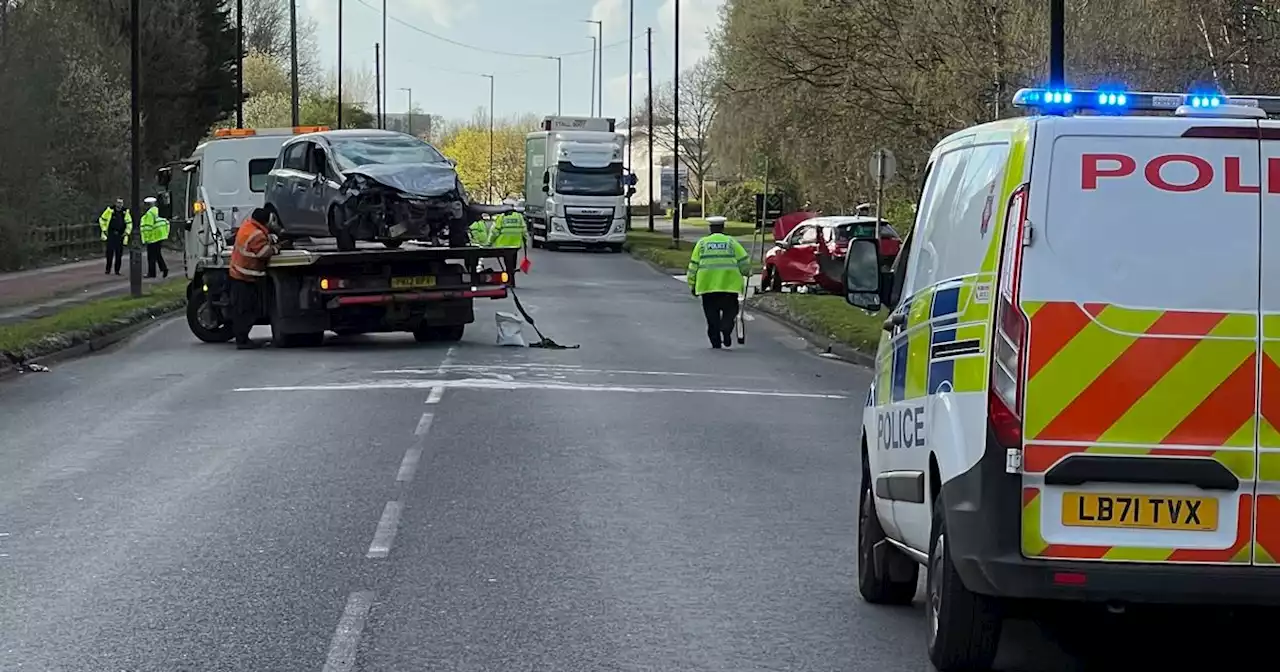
248, 158, 274, 192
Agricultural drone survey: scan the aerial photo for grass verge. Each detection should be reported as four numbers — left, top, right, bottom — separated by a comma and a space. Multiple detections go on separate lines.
0, 279, 186, 360
747, 292, 885, 354
624, 230, 765, 273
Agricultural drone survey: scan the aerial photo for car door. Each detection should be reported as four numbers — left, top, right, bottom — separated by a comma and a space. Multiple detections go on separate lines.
272, 141, 311, 228
1254, 121, 1280, 564
300, 141, 342, 237
777, 224, 819, 283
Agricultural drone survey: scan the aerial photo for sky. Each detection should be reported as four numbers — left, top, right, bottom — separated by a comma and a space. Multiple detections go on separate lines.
299, 0, 725, 123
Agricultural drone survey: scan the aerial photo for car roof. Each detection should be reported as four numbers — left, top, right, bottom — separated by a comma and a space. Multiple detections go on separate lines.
806, 216, 886, 227
291, 129, 425, 144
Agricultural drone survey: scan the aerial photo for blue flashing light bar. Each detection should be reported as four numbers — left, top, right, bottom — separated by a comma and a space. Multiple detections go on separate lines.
1012, 87, 1280, 116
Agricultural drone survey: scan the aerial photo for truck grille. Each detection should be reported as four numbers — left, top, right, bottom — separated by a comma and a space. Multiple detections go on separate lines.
565, 214, 611, 237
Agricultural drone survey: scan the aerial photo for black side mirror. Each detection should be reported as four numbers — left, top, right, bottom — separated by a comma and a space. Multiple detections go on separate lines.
843, 238, 883, 312
541, 185, 550, 194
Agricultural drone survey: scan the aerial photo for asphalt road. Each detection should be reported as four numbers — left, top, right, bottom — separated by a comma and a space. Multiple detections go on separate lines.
0, 248, 1257, 671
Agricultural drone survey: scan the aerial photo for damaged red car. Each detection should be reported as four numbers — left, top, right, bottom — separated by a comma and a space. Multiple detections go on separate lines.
760, 216, 900, 293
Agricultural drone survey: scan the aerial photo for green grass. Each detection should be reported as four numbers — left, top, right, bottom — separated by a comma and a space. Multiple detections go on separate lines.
624, 230, 765, 273
680, 218, 769, 240
0, 280, 186, 356
748, 293, 885, 353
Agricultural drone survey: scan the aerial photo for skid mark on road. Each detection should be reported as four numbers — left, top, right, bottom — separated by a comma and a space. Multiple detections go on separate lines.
235, 377, 849, 399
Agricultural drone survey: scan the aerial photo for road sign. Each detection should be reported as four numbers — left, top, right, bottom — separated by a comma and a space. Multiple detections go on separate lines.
870, 149, 897, 185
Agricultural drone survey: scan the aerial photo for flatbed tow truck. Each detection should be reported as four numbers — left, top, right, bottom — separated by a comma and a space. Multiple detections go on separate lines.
187, 237, 517, 347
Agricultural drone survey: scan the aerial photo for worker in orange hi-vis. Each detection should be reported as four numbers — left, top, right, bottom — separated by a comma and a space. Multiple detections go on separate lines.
227, 208, 279, 350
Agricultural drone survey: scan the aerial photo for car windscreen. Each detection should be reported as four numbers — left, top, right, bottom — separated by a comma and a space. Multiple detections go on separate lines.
330, 137, 448, 169
833, 222, 897, 241
555, 166, 623, 196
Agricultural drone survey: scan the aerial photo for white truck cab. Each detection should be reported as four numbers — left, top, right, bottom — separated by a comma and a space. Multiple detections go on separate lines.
842, 88, 1280, 670
158, 126, 328, 280
524, 116, 634, 252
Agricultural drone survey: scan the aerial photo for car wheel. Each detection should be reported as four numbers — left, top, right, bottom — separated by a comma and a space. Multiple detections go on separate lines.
857, 481, 919, 605
382, 240, 404, 249
926, 495, 1002, 671
329, 206, 356, 251
186, 283, 233, 343
768, 267, 783, 292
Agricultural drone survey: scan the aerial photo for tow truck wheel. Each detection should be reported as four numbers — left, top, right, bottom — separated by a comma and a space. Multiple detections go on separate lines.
382, 240, 404, 249
187, 285, 233, 343
926, 496, 1002, 672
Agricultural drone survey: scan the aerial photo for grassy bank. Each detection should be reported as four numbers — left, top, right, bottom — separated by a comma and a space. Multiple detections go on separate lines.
748, 292, 885, 354
0, 279, 186, 359
625, 230, 766, 273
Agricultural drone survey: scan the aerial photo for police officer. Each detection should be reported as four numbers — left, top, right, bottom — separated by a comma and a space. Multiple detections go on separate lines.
98, 198, 133, 275
488, 198, 529, 249
688, 216, 750, 349
469, 215, 491, 247
140, 196, 170, 278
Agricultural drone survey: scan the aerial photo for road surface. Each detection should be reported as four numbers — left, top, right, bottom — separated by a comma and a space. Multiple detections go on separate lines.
0, 249, 1255, 671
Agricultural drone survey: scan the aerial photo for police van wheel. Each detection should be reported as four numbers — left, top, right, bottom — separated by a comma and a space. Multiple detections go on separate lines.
857, 486, 918, 606
926, 497, 1002, 672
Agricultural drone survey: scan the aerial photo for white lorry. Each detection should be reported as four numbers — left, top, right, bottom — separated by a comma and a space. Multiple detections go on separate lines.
524, 116, 634, 252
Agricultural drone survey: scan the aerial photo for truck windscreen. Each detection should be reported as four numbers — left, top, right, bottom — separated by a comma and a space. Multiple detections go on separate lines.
555, 166, 623, 196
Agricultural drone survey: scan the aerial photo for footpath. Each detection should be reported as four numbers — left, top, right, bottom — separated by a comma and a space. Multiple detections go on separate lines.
0, 259, 174, 326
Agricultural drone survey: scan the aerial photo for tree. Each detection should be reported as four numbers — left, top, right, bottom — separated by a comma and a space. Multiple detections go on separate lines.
440, 121, 532, 202
240, 0, 321, 88
650, 58, 719, 199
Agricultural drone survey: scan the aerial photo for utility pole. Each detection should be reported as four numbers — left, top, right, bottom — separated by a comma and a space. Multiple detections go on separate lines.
236, 0, 244, 128
129, 0, 143, 296
1049, 0, 1065, 88
646, 27, 654, 233
595, 21, 603, 116
482, 74, 495, 202
375, 44, 382, 129
400, 87, 413, 135
670, 0, 680, 249
588, 36, 596, 115
337, 0, 344, 128
547, 56, 562, 115
290, 0, 300, 126
626, 0, 634, 230
382, 0, 388, 129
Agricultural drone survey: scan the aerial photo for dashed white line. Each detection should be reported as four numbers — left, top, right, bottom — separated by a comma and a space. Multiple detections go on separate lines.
414, 412, 435, 436
425, 385, 444, 404
366, 501, 403, 559
396, 445, 424, 482
321, 590, 375, 672
236, 378, 850, 399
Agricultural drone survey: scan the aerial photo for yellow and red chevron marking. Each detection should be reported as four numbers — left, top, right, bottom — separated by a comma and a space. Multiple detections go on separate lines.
1022, 487, 1253, 563
1251, 350, 1280, 564
1254, 494, 1280, 564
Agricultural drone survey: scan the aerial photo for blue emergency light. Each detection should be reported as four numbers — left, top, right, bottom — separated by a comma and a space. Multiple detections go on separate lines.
1012, 87, 1280, 116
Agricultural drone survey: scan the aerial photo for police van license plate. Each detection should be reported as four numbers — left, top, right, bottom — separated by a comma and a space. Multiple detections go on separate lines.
391, 276, 435, 289
1061, 492, 1218, 531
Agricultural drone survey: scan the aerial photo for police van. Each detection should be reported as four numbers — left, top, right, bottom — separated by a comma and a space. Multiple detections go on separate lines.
843, 89, 1280, 670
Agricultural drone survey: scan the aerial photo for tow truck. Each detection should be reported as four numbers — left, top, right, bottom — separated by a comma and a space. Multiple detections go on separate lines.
158, 126, 518, 347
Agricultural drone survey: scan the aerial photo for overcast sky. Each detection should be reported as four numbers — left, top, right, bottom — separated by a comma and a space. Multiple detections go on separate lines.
299, 0, 724, 122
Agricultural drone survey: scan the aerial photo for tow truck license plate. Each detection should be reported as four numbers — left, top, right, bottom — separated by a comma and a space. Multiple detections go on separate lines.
391, 276, 436, 289
1062, 492, 1218, 531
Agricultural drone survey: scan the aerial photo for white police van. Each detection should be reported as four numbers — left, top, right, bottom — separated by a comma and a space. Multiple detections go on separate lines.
843, 88, 1280, 670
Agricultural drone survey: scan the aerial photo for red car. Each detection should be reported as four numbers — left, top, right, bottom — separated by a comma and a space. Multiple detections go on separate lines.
760, 216, 901, 293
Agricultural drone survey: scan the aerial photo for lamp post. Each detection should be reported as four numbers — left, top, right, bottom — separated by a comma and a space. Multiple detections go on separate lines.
375, 44, 382, 129
587, 36, 596, 115
129, 0, 143, 296
626, 0, 634, 229
584, 19, 603, 116
337, 0, 344, 128
382, 0, 388, 129
546, 56, 563, 115
646, 26, 654, 233
400, 87, 413, 136
290, 0, 299, 126
670, 0, 680, 248
236, 0, 244, 128
481, 74, 495, 202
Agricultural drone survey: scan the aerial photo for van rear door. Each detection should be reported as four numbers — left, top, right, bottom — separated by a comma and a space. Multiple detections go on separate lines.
1253, 121, 1280, 565
1018, 116, 1260, 565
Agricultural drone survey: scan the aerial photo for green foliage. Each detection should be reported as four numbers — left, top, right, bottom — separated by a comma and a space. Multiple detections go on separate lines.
439, 125, 528, 202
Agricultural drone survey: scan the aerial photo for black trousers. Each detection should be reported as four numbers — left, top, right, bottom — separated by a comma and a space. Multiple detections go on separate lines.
146, 242, 168, 277
228, 278, 261, 344
700, 292, 740, 348
104, 236, 124, 274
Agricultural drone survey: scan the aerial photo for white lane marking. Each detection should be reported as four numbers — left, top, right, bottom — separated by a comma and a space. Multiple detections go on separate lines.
396, 444, 424, 482
434, 346, 457, 376
414, 412, 435, 436
366, 501, 403, 559
321, 591, 375, 672
378, 364, 765, 379
425, 386, 445, 404
235, 378, 849, 399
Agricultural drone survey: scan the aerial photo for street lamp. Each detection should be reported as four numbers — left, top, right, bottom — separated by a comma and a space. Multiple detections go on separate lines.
236, 0, 244, 128
129, 0, 143, 296
481, 74, 495, 202
337, 0, 344, 128
399, 87, 413, 136
670, 0, 680, 248
545, 56, 563, 115
587, 36, 596, 115
626, 0, 634, 229
583, 19, 603, 116
290, 0, 299, 126
382, 0, 388, 129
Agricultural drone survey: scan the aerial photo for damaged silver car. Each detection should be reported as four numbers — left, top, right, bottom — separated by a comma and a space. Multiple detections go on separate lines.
263, 129, 489, 250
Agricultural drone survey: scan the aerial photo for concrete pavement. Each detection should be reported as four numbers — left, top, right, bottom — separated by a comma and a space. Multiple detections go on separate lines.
0, 247, 1254, 671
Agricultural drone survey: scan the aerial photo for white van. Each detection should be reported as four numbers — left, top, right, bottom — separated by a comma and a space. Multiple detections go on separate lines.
159, 126, 328, 280
842, 89, 1280, 670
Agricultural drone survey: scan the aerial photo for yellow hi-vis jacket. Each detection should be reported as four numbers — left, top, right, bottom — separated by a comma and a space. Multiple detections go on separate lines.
489, 212, 529, 248
688, 232, 750, 295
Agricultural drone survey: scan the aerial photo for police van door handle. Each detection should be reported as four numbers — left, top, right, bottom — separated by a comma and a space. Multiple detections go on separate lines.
883, 313, 905, 332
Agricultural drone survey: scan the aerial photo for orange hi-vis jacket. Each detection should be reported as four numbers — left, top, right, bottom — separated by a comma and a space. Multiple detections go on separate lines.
229, 217, 274, 281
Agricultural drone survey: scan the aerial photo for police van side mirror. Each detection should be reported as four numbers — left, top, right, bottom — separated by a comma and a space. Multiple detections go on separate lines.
844, 238, 883, 312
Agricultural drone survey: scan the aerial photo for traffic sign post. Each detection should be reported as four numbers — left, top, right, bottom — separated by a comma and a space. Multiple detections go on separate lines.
870, 148, 897, 226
